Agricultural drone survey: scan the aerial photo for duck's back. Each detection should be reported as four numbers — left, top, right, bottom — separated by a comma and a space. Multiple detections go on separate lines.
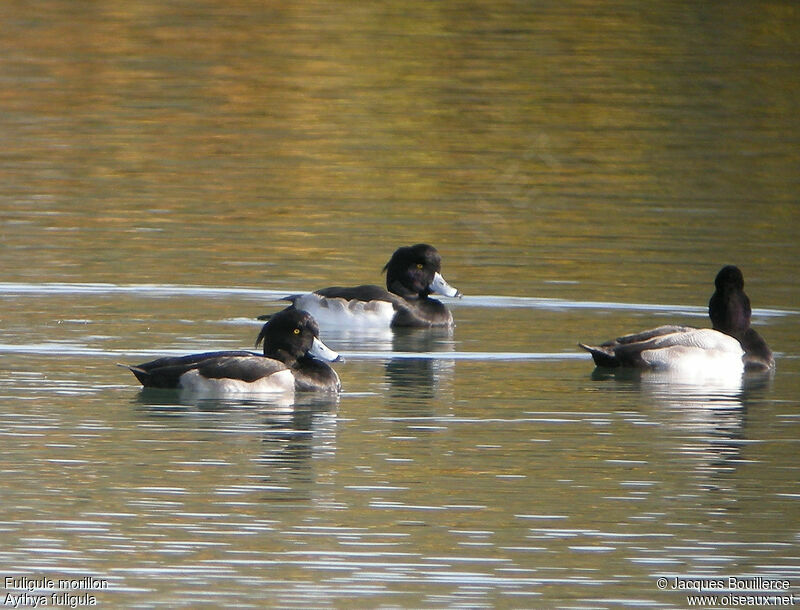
126, 350, 255, 387
643, 328, 743, 357
581, 327, 744, 371
315, 284, 398, 302
123, 351, 295, 394
640, 329, 745, 375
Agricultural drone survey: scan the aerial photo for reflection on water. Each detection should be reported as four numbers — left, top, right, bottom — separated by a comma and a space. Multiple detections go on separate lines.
385, 327, 455, 403
135, 389, 340, 504
589, 367, 784, 549
0, 280, 798, 606
134, 386, 341, 413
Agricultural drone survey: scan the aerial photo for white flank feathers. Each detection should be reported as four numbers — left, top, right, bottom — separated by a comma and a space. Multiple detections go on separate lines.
292, 293, 396, 329
178, 368, 295, 395
640, 328, 745, 380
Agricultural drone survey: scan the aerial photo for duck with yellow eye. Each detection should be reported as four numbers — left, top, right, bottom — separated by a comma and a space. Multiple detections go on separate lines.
119, 309, 341, 394
272, 243, 462, 330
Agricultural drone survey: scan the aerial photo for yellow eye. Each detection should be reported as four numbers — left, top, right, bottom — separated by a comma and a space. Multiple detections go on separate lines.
416, 263, 423, 269
293, 328, 301, 335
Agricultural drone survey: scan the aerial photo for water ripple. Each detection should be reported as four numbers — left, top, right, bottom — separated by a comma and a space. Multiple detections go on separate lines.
1, 282, 794, 317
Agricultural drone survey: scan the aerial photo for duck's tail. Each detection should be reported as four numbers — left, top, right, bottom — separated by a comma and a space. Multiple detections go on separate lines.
578, 343, 620, 368
116, 363, 150, 384
257, 300, 297, 321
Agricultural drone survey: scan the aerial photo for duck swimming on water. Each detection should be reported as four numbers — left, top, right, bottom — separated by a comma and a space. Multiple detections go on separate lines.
275, 243, 461, 330
120, 309, 341, 394
579, 265, 774, 373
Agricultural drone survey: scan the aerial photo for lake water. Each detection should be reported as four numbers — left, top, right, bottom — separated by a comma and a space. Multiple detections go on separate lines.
1, 1, 799, 608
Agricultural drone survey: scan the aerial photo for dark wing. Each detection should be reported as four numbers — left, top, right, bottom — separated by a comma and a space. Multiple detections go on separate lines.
579, 338, 660, 368
195, 356, 287, 383
314, 284, 401, 304
610, 325, 695, 346
580, 325, 696, 368
121, 351, 256, 388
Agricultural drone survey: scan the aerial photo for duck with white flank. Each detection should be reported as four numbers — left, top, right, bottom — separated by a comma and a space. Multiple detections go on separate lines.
579, 265, 774, 373
278, 243, 461, 329
120, 309, 341, 394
